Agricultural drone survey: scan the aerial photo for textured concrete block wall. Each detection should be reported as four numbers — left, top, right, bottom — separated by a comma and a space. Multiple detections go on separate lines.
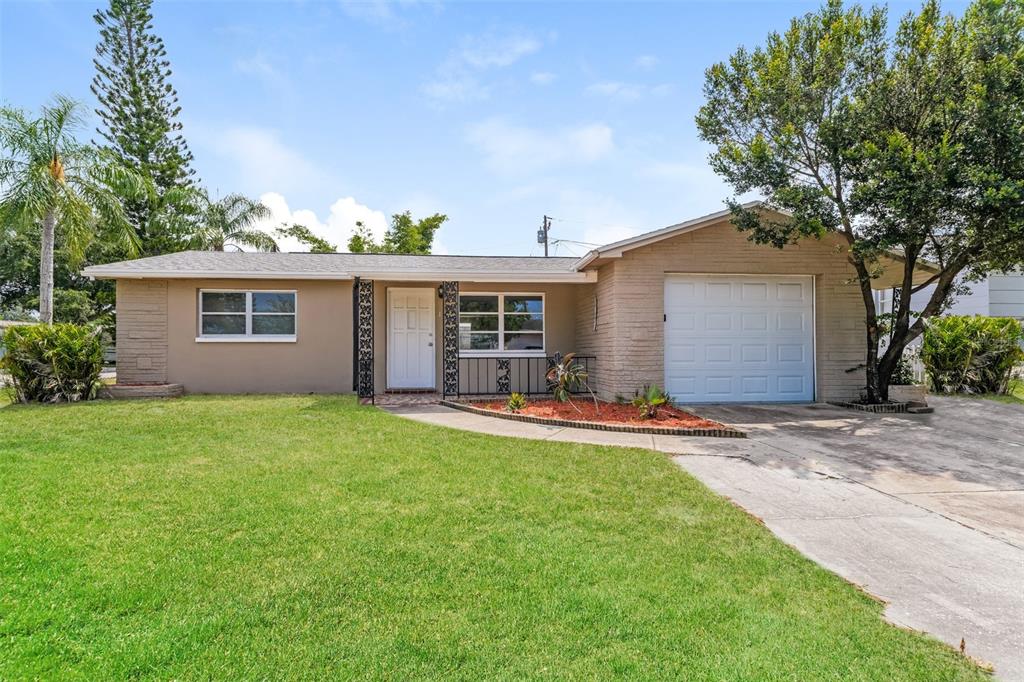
576, 218, 867, 402
115, 279, 169, 384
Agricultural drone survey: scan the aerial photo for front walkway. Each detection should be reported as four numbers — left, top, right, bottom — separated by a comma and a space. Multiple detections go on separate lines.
382, 399, 1024, 681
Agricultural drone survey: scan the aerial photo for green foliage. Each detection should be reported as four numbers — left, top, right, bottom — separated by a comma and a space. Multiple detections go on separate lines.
545, 352, 587, 403
25, 289, 101, 326
0, 323, 105, 403
92, 0, 196, 254
0, 97, 143, 322
347, 211, 448, 254
275, 223, 337, 253
0, 305, 36, 322
632, 384, 673, 420
188, 191, 277, 252
921, 316, 1024, 394
544, 352, 598, 414
505, 392, 527, 413
889, 352, 918, 386
696, 0, 1024, 403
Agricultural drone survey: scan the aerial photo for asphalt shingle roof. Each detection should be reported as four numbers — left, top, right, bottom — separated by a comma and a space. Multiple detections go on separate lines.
83, 251, 580, 277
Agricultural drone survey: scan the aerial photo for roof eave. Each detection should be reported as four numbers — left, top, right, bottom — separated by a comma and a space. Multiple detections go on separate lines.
82, 267, 596, 283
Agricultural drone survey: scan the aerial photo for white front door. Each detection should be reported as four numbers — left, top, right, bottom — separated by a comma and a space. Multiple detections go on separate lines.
664, 275, 815, 403
387, 288, 436, 389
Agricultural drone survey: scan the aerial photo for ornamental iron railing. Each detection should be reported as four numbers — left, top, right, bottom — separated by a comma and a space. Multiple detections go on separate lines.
456, 354, 596, 397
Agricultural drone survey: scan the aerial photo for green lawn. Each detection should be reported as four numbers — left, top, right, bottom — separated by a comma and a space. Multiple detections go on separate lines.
985, 378, 1024, 404
0, 395, 984, 680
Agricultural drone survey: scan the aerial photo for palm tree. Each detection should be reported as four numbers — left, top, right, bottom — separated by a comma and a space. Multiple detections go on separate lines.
189, 191, 279, 252
0, 97, 142, 323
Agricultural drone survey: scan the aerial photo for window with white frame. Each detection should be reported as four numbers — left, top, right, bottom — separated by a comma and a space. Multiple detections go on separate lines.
459, 294, 544, 353
198, 290, 296, 339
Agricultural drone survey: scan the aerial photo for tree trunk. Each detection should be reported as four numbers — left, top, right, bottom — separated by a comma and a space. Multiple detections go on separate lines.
851, 257, 883, 403
39, 209, 56, 324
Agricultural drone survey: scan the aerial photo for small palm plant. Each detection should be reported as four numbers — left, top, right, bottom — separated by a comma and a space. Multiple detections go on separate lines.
188, 191, 279, 252
545, 352, 598, 414
632, 384, 672, 420
505, 392, 527, 413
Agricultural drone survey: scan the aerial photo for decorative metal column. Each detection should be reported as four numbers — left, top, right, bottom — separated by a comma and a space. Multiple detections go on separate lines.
889, 287, 902, 341
496, 358, 511, 394
356, 278, 374, 400
441, 281, 459, 397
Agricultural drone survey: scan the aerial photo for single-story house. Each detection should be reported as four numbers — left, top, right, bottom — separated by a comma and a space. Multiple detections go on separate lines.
83, 203, 930, 403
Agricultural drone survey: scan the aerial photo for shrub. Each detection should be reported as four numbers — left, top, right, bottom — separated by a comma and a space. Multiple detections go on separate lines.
632, 384, 672, 420
545, 351, 598, 413
921, 316, 1024, 395
505, 392, 527, 412
0, 323, 105, 403
889, 352, 917, 386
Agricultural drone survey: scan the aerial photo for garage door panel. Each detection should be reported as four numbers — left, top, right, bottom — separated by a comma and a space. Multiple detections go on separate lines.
777, 311, 807, 331
704, 312, 733, 331
665, 275, 814, 403
741, 344, 769, 363
775, 282, 807, 301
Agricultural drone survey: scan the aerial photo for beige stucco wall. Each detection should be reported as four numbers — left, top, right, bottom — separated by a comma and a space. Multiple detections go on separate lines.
115, 277, 583, 395
116, 279, 169, 384
160, 279, 353, 393
371, 281, 580, 392
578, 218, 867, 402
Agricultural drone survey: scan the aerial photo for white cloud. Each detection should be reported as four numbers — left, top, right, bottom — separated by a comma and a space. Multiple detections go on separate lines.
642, 161, 719, 184
585, 81, 644, 101
585, 81, 673, 102
529, 71, 556, 85
208, 127, 324, 197
338, 0, 440, 29
423, 30, 544, 105
235, 53, 282, 81
466, 119, 614, 175
256, 192, 389, 253
634, 54, 660, 70
548, 189, 647, 248
460, 34, 541, 69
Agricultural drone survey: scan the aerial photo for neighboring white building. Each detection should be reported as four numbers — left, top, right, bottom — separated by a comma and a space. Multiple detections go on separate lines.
876, 271, 1024, 321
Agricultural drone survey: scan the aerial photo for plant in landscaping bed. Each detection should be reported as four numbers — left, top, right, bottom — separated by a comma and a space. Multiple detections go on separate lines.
0, 323, 105, 403
921, 316, 1024, 395
545, 352, 598, 414
632, 384, 672, 420
505, 392, 527, 413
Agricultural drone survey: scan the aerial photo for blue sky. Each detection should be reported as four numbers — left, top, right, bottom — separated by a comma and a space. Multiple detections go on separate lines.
1, 0, 968, 256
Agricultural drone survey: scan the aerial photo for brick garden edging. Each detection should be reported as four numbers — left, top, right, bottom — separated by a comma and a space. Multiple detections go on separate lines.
441, 400, 747, 438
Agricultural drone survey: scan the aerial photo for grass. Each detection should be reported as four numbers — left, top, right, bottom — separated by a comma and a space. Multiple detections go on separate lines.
0, 395, 985, 680
980, 378, 1024, 404
949, 378, 1024, 405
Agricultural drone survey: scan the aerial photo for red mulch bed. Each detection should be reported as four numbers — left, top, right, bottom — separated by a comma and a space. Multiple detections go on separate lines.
477, 398, 725, 429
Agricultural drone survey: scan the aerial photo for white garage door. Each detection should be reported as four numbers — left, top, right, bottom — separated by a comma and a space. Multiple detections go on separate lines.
664, 275, 814, 403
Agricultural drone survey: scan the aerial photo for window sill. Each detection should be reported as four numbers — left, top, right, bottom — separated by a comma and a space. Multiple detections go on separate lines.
195, 336, 297, 343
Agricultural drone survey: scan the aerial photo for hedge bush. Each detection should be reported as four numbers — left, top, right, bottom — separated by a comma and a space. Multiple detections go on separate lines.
0, 323, 105, 403
921, 316, 1024, 395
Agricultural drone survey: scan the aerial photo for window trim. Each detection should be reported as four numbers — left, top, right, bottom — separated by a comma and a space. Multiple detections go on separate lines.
458, 291, 545, 357
196, 289, 298, 343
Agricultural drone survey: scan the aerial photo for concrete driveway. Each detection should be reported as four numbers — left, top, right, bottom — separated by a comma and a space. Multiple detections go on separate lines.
670, 396, 1024, 680
385, 396, 1024, 679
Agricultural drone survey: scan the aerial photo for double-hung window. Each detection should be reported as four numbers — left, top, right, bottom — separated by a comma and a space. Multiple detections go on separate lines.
459, 294, 544, 353
198, 290, 297, 341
